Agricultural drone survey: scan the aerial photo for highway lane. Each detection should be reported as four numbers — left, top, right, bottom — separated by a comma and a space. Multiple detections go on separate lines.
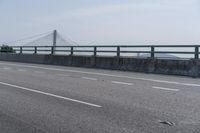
0, 61, 200, 132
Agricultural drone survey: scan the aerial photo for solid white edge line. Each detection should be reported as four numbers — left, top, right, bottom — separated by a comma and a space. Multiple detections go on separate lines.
0, 62, 200, 87
0, 81, 102, 108
111, 81, 133, 86
57, 74, 70, 77
152, 86, 180, 92
81, 77, 97, 81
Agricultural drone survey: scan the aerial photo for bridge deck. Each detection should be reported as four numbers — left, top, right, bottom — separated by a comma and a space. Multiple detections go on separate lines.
0, 61, 199, 132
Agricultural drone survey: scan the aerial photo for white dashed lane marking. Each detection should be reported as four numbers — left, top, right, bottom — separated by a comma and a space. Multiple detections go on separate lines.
111, 81, 133, 86
152, 86, 180, 92
81, 77, 98, 81
34, 71, 45, 74
3, 67, 11, 70
17, 69, 27, 72
57, 74, 70, 77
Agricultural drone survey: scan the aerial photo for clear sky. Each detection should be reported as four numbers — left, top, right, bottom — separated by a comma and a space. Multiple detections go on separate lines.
0, 0, 199, 45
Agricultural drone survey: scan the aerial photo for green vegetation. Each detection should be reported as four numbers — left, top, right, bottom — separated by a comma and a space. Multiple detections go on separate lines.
0, 45, 16, 53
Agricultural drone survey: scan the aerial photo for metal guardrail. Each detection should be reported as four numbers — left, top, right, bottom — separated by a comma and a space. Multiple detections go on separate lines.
9, 45, 200, 59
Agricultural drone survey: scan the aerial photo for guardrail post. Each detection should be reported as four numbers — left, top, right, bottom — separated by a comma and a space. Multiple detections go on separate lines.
94, 46, 97, 56
70, 46, 73, 56
34, 46, 37, 54
195, 46, 199, 59
117, 46, 120, 57
20, 46, 23, 54
151, 46, 155, 58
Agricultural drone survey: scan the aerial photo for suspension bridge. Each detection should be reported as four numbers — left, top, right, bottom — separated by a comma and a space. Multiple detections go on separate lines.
1, 30, 79, 47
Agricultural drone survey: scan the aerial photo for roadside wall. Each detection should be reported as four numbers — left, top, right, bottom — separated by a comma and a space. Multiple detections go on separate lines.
0, 53, 199, 77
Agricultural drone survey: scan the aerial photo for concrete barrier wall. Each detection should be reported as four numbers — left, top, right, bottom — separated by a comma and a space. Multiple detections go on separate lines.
0, 53, 199, 77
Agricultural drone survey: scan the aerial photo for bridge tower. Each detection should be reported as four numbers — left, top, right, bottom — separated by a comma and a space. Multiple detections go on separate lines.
52, 30, 57, 54
53, 30, 57, 47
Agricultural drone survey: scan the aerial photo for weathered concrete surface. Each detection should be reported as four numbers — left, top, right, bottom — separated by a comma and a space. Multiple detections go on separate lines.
0, 53, 199, 77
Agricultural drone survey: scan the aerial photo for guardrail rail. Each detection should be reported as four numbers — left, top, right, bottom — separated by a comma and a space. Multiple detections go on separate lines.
3, 45, 200, 59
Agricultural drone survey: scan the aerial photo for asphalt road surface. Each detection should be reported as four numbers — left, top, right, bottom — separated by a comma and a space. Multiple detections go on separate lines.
0, 61, 200, 133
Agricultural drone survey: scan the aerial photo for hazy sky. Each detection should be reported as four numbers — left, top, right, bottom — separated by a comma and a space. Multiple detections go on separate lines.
0, 0, 199, 45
